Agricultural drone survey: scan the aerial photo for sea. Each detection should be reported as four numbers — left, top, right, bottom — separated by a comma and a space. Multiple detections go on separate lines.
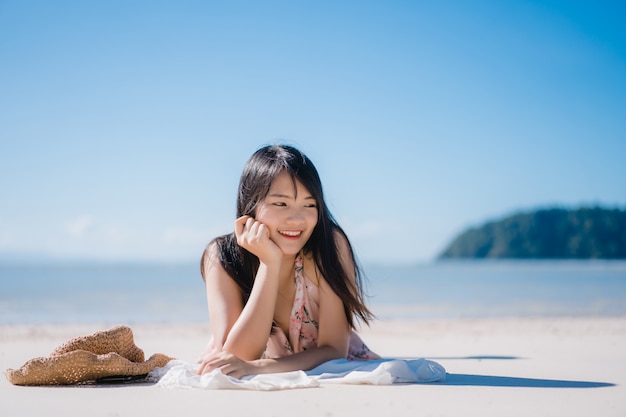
1, 259, 625, 324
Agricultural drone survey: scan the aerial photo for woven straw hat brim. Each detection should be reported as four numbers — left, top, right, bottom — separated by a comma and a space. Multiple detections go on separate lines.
5, 350, 172, 386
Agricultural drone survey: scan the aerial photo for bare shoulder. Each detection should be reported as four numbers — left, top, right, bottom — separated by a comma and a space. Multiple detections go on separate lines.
332, 228, 356, 274
333, 228, 351, 255
201, 240, 227, 282
201, 240, 244, 306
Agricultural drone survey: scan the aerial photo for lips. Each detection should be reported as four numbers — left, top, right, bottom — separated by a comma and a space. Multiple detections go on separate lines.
278, 230, 303, 238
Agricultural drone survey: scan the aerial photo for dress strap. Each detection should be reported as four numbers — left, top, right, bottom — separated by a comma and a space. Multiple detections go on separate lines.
288, 254, 306, 351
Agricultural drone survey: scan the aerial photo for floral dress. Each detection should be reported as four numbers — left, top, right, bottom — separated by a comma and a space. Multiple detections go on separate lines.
263, 254, 379, 360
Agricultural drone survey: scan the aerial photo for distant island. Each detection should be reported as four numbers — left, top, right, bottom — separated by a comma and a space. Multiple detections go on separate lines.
439, 206, 626, 259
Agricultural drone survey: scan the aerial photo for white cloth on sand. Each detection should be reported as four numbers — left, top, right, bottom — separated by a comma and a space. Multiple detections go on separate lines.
149, 358, 446, 391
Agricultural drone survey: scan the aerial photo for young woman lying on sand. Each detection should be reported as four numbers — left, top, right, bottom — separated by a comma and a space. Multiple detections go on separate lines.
198, 144, 379, 378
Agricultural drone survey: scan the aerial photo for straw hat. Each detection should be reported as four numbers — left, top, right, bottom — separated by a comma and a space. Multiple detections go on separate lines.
5, 325, 173, 386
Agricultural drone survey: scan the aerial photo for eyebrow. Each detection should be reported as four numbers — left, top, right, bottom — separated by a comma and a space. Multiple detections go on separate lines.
268, 193, 315, 200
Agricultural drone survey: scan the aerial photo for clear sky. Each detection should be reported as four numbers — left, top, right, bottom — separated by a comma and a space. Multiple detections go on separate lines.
1, 0, 625, 264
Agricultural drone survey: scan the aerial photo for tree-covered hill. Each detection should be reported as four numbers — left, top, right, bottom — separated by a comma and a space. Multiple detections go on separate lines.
439, 207, 626, 259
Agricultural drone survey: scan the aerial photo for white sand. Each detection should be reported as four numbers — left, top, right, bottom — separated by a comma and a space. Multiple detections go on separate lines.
1, 317, 625, 417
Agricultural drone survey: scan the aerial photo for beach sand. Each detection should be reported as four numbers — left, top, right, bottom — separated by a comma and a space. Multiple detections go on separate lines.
1, 317, 625, 417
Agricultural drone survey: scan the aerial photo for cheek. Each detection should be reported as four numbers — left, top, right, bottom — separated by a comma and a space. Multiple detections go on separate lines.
254, 207, 279, 229
254, 205, 269, 221
307, 211, 319, 228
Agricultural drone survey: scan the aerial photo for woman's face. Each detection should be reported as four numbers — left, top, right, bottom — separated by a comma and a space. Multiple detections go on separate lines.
254, 171, 319, 256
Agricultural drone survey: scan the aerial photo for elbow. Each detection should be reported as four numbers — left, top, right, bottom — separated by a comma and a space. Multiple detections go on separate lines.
318, 343, 348, 361
317, 332, 350, 360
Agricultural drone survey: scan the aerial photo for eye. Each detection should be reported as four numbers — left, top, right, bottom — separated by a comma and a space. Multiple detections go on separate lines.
272, 202, 287, 207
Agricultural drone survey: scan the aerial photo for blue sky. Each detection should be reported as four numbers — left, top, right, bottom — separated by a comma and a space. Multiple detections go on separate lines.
1, 1, 625, 264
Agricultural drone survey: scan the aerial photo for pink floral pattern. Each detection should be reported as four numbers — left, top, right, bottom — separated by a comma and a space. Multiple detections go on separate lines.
264, 254, 379, 360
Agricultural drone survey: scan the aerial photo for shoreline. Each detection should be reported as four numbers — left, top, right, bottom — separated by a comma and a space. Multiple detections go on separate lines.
2, 316, 625, 416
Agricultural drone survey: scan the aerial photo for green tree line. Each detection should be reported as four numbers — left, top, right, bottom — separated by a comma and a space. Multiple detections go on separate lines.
439, 207, 626, 259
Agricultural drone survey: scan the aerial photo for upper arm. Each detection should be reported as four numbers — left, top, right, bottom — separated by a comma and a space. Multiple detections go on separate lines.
201, 242, 244, 350
315, 230, 355, 356
333, 229, 357, 290
317, 279, 350, 357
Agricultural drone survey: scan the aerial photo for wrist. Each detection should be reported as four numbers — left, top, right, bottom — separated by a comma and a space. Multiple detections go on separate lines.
258, 255, 282, 270
252, 358, 273, 374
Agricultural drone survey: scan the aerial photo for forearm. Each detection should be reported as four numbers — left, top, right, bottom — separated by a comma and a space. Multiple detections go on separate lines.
222, 263, 279, 358
253, 345, 345, 374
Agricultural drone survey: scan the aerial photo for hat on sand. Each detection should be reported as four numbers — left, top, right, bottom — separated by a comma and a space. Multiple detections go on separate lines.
5, 325, 173, 386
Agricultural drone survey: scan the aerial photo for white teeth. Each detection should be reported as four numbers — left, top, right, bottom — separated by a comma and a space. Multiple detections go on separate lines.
280, 231, 301, 237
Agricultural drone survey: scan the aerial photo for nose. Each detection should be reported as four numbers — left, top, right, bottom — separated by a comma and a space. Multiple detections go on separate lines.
286, 208, 305, 225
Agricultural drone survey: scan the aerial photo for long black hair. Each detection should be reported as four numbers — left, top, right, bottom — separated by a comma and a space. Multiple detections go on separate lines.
201, 144, 373, 328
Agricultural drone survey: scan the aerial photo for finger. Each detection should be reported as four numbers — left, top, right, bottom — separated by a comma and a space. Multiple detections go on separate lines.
246, 217, 257, 234
252, 220, 271, 239
219, 363, 234, 375
257, 223, 270, 240
198, 361, 210, 375
234, 216, 250, 236
201, 362, 226, 376
248, 219, 260, 236
219, 363, 244, 379
204, 356, 227, 368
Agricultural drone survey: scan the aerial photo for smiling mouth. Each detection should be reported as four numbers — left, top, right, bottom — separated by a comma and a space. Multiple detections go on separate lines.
279, 230, 303, 238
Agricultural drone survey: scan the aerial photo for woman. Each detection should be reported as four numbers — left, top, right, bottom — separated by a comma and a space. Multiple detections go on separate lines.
198, 144, 379, 378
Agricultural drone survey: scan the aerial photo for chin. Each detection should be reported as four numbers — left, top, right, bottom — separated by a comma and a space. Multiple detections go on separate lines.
279, 245, 305, 257
281, 249, 301, 256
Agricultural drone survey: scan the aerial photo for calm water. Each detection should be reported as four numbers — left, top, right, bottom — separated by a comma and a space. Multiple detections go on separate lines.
1, 260, 625, 324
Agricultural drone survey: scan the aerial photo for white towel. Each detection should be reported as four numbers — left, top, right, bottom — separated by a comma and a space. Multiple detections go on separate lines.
149, 358, 446, 391
308, 358, 446, 384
